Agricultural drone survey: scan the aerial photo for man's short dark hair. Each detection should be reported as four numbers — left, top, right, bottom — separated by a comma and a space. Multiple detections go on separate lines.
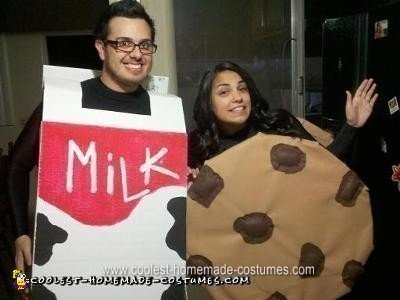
94, 0, 155, 42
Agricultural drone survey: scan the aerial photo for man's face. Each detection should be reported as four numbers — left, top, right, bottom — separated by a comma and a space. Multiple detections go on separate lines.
95, 17, 153, 92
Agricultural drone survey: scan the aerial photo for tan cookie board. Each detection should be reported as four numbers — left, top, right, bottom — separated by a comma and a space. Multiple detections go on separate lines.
187, 133, 373, 300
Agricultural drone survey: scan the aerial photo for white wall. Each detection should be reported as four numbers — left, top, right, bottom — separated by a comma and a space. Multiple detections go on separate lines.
141, 0, 177, 94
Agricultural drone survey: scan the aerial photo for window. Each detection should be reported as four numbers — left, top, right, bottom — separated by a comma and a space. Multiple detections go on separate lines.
46, 34, 102, 70
173, 0, 293, 129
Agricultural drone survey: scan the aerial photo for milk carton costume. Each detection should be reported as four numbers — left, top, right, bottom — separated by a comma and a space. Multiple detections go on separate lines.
32, 66, 187, 299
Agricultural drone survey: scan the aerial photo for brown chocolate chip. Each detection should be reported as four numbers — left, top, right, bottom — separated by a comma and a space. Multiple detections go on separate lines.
270, 143, 306, 174
233, 212, 274, 244
188, 165, 224, 208
336, 171, 364, 207
187, 255, 214, 277
266, 292, 287, 300
298, 243, 325, 278
342, 260, 364, 288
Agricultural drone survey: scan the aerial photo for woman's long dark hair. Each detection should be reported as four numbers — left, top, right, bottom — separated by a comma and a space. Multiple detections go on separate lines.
190, 61, 313, 166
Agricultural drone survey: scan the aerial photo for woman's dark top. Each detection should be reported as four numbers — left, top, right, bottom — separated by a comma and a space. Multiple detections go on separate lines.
188, 121, 358, 168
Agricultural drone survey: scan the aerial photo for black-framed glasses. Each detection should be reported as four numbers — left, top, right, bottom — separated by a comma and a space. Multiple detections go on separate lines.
104, 40, 157, 54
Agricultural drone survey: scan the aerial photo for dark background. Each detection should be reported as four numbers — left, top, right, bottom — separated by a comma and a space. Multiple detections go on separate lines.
0, 0, 109, 32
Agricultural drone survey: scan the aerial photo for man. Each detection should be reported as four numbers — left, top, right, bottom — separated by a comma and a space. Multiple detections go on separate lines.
8, 0, 157, 274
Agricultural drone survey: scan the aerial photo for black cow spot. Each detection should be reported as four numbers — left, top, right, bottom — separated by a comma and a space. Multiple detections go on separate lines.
31, 283, 57, 299
34, 213, 68, 266
165, 197, 186, 260
161, 283, 185, 300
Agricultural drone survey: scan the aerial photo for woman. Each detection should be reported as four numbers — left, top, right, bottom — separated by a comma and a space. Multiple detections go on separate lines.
186, 62, 377, 300
188, 61, 377, 170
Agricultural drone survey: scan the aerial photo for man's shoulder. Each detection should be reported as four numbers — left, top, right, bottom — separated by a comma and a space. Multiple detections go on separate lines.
80, 77, 99, 89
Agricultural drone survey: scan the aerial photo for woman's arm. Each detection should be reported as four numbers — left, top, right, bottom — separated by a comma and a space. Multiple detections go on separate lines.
327, 79, 378, 161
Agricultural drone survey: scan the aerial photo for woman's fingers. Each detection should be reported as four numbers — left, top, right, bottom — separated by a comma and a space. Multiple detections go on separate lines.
365, 82, 376, 100
362, 78, 373, 95
354, 79, 368, 98
370, 93, 379, 106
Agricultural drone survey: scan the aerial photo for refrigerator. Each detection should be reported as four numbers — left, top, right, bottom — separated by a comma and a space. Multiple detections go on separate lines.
368, 3, 400, 173
322, 3, 400, 193
321, 4, 400, 296
321, 13, 368, 132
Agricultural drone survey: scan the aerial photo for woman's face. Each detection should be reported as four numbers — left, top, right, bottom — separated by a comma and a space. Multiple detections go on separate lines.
211, 70, 251, 135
